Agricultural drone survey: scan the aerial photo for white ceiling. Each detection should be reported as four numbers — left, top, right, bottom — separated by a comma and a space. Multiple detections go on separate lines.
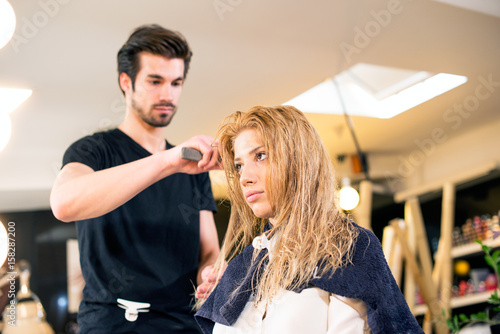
0, 0, 499, 211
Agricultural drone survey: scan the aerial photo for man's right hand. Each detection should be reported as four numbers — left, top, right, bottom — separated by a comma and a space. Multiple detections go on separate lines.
168, 135, 221, 175
51, 134, 221, 223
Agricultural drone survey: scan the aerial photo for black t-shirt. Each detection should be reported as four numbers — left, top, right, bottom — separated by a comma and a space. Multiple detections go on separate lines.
62, 129, 217, 332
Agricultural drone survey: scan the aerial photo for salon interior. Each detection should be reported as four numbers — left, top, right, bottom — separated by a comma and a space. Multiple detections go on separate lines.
0, 0, 499, 333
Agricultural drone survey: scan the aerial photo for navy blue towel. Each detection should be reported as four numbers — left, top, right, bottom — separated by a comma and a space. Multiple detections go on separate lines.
195, 224, 424, 334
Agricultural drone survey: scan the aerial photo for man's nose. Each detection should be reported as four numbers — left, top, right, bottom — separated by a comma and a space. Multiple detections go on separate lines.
159, 84, 173, 101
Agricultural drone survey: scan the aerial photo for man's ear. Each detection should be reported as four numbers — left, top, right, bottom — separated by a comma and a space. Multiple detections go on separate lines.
119, 72, 132, 94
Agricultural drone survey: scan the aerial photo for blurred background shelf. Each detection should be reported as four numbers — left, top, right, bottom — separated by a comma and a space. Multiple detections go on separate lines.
413, 290, 494, 316
451, 238, 500, 259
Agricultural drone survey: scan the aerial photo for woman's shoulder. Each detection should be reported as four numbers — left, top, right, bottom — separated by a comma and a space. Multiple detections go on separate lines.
351, 221, 381, 247
337, 221, 386, 270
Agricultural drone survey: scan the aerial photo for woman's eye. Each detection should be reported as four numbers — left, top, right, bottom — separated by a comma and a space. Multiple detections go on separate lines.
234, 164, 242, 173
256, 152, 268, 161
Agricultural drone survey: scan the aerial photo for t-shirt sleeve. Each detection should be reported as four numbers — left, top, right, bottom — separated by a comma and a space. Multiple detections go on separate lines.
62, 134, 107, 171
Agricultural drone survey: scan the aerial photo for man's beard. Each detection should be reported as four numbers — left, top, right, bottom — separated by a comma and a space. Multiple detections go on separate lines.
132, 98, 177, 128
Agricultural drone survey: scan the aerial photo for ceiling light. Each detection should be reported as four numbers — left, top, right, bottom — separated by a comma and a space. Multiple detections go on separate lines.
284, 63, 468, 119
339, 177, 360, 211
433, 0, 500, 19
0, 88, 32, 152
0, 0, 16, 49
0, 88, 32, 114
0, 221, 7, 267
377, 73, 468, 118
0, 112, 12, 152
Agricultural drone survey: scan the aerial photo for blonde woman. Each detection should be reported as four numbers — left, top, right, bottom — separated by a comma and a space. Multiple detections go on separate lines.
195, 106, 422, 334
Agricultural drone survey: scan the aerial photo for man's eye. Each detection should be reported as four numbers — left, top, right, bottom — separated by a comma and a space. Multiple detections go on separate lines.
150, 80, 160, 85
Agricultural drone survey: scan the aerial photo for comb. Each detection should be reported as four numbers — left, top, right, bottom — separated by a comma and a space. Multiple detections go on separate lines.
180, 147, 203, 161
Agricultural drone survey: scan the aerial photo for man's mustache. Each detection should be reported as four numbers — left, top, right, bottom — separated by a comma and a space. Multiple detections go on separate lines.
153, 102, 176, 108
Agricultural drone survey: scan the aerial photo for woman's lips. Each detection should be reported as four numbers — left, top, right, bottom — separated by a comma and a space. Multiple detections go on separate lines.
245, 191, 262, 203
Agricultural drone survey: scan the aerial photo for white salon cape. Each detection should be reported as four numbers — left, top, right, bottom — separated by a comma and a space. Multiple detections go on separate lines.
213, 233, 371, 334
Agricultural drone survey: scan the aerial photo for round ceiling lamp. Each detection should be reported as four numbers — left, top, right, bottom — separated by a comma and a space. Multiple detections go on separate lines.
0, 0, 16, 49
339, 177, 360, 211
0, 221, 8, 267
0, 111, 12, 152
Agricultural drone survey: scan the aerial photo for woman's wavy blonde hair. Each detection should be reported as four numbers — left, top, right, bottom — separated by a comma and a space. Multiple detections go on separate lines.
208, 105, 358, 306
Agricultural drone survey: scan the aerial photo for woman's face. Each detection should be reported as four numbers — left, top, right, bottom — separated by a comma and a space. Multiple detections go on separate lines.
233, 128, 274, 222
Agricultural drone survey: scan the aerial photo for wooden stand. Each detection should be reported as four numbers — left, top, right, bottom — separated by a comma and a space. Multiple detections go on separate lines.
388, 197, 448, 334
351, 180, 373, 231
382, 219, 403, 287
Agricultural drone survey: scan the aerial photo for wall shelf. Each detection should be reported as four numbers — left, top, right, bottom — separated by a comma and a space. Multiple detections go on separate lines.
452, 238, 500, 259
412, 238, 500, 316
413, 290, 494, 316
394, 161, 500, 203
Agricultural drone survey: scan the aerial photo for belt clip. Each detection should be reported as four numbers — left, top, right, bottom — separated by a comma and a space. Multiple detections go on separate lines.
117, 298, 151, 322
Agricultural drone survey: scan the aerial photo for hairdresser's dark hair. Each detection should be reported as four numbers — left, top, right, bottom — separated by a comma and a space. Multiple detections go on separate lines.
117, 24, 193, 94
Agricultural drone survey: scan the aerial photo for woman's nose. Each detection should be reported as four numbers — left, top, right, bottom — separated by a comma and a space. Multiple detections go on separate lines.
239, 164, 256, 187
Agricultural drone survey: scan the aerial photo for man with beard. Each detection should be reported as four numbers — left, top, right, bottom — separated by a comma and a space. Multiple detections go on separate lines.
50, 24, 220, 333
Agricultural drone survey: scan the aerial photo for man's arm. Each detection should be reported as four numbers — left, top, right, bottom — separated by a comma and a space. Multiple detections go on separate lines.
51, 136, 220, 222
197, 210, 220, 286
